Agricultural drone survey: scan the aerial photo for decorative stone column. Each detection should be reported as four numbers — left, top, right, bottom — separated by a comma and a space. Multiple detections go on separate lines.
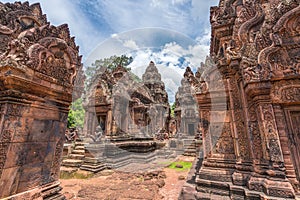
181, 0, 300, 198
0, 2, 83, 199
106, 109, 112, 136
226, 60, 253, 187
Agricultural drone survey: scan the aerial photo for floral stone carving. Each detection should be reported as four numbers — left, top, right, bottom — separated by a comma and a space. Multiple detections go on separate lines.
0, 2, 83, 199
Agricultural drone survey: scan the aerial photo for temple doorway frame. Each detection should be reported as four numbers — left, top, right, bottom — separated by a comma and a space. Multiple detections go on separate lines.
285, 107, 300, 183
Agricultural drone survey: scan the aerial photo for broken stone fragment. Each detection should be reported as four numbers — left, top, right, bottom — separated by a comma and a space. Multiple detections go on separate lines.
175, 164, 183, 168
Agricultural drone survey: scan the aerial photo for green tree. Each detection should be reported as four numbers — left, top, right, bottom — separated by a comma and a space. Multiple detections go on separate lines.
67, 98, 85, 128
170, 102, 176, 117
92, 55, 133, 71
85, 55, 135, 88
67, 109, 76, 128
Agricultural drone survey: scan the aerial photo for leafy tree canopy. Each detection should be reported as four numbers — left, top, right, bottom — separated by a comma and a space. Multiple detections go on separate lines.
92, 55, 133, 71
85, 55, 142, 90
67, 98, 85, 129
170, 102, 176, 117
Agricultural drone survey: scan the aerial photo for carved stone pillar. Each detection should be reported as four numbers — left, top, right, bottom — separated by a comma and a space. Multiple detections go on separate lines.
199, 109, 210, 159
106, 109, 112, 136
226, 61, 253, 188
186, 0, 300, 199
83, 110, 97, 138
0, 2, 82, 199
195, 71, 237, 197
245, 84, 296, 198
82, 111, 90, 137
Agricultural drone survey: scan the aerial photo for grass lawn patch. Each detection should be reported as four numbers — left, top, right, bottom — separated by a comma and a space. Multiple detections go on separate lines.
60, 170, 93, 179
168, 161, 192, 171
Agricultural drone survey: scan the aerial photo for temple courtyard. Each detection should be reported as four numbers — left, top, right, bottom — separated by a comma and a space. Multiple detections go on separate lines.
0, 0, 300, 199
59, 156, 195, 200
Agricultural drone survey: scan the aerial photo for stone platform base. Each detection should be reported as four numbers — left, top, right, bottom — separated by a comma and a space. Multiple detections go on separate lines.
180, 179, 297, 200
84, 140, 176, 170
2, 181, 65, 200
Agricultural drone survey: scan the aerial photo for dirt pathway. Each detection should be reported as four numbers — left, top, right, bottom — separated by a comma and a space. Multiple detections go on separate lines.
60, 156, 194, 200
159, 168, 188, 199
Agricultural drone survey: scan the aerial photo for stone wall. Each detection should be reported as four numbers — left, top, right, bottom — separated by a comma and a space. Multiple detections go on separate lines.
0, 2, 83, 199
181, 0, 300, 199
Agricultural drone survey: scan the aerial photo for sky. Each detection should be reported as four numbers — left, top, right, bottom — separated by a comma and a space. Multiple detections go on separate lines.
3, 0, 219, 102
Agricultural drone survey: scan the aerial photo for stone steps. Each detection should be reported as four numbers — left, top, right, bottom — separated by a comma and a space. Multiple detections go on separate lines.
183, 140, 198, 156
74, 145, 85, 150
69, 154, 85, 159
80, 163, 107, 173
60, 140, 91, 170
72, 149, 85, 155
60, 166, 78, 174
74, 142, 89, 146
84, 157, 105, 164
44, 194, 65, 200
80, 157, 107, 173
41, 182, 64, 200
62, 159, 84, 167
183, 152, 197, 157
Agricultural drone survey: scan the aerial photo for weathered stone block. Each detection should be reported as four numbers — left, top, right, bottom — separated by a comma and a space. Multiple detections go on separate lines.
0, 2, 83, 199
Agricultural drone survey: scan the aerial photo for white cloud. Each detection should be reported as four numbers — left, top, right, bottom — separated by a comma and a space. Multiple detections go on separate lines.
111, 33, 118, 38
125, 37, 210, 102
109, 33, 139, 50
88, 0, 218, 38
159, 41, 209, 71
123, 40, 139, 50
128, 50, 184, 103
172, 0, 190, 5
2, 0, 219, 62
150, 0, 161, 7
191, 0, 219, 21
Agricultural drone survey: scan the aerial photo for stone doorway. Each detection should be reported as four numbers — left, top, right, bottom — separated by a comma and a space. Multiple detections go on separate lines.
188, 123, 195, 136
286, 109, 300, 183
98, 115, 106, 133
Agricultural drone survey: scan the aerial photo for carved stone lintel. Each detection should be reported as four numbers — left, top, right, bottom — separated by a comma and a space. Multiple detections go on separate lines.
271, 80, 300, 103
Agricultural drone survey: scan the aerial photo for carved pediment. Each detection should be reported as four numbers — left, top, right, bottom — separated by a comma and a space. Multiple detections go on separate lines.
0, 2, 82, 87
258, 4, 300, 80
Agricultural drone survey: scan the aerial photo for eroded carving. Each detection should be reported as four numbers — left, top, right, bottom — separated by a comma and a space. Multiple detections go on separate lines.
191, 1, 300, 199
0, 2, 82, 199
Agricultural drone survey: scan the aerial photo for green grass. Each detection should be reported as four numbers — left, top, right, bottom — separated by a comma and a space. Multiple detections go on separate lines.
60, 171, 93, 179
168, 161, 193, 171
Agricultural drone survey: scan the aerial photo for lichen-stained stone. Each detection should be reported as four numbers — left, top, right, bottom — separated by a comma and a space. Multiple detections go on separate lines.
0, 2, 83, 199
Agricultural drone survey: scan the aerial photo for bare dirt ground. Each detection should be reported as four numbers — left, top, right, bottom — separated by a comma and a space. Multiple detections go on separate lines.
60, 156, 194, 200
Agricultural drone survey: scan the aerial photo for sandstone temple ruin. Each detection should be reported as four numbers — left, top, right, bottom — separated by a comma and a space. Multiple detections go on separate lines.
83, 61, 169, 140
61, 60, 201, 171
0, 2, 83, 199
0, 0, 300, 199
180, 0, 300, 199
